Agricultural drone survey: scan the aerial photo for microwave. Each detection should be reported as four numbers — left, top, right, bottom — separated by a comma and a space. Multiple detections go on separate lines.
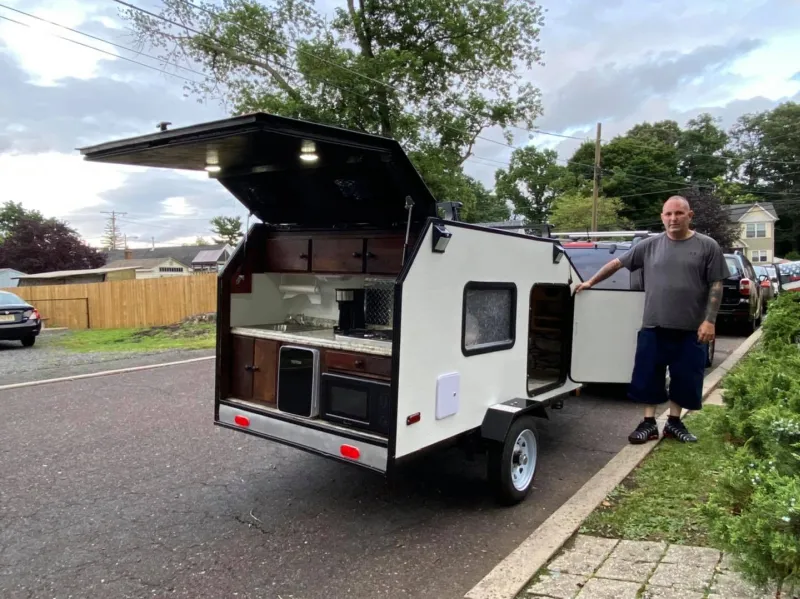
319, 373, 391, 436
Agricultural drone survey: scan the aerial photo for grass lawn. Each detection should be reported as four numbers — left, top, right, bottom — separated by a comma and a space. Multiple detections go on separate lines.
580, 405, 730, 547
55, 322, 216, 353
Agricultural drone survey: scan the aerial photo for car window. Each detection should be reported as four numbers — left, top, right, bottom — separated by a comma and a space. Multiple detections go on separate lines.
724, 257, 739, 276
0, 292, 25, 306
564, 247, 633, 290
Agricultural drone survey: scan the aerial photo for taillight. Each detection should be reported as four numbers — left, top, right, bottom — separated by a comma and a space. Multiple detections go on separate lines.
234, 415, 250, 427
740, 279, 751, 296
32, 309, 40, 320
22, 309, 40, 320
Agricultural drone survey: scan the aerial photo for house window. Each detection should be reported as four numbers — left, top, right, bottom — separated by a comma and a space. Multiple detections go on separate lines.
746, 223, 766, 238
462, 282, 517, 356
159, 267, 184, 273
751, 250, 769, 263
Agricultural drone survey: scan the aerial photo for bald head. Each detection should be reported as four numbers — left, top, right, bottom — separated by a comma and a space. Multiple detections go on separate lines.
661, 195, 694, 239
664, 195, 691, 211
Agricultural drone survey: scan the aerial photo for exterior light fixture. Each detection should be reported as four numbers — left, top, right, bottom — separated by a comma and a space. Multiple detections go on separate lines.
299, 152, 319, 162
552, 244, 564, 264
432, 223, 452, 253
205, 165, 221, 173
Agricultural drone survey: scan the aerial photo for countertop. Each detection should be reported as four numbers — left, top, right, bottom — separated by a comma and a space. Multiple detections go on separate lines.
230, 325, 392, 357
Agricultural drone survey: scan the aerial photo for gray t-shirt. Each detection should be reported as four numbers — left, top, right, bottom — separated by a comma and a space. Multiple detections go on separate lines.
618, 232, 730, 331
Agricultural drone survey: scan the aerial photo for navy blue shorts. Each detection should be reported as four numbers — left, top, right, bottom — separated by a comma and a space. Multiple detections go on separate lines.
628, 327, 707, 411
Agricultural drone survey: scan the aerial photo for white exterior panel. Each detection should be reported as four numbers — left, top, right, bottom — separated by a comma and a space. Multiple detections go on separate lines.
394, 225, 577, 459
570, 289, 644, 384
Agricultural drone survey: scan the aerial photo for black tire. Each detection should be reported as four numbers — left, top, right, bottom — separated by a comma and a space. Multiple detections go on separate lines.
487, 416, 540, 506
21, 336, 35, 347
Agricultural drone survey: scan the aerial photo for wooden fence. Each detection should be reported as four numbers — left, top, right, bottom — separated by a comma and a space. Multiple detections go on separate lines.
2, 274, 218, 329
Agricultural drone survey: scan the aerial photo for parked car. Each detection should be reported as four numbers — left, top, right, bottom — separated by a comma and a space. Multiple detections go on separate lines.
777, 260, 800, 293
719, 252, 764, 334
754, 264, 778, 306
561, 241, 715, 367
0, 291, 42, 347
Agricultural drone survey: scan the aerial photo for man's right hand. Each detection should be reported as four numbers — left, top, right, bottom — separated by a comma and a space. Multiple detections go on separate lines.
575, 281, 593, 294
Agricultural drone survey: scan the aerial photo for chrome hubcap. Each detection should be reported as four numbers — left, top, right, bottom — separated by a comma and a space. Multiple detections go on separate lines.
511, 429, 537, 491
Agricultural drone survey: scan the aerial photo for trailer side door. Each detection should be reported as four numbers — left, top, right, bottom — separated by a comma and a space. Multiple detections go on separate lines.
570, 289, 645, 384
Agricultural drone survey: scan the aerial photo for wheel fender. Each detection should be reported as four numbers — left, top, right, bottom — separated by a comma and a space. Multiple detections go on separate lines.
481, 398, 548, 443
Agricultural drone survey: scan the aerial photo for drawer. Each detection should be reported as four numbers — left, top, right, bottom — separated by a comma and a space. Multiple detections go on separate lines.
324, 350, 392, 378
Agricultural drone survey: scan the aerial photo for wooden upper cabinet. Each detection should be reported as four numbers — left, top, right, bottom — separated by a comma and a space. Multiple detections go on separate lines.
264, 237, 311, 272
365, 236, 405, 274
312, 238, 364, 273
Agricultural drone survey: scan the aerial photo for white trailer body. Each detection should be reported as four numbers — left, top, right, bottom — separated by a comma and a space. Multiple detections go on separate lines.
78, 112, 645, 505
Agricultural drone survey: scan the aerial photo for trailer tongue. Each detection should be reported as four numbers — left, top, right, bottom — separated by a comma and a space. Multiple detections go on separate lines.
79, 112, 645, 505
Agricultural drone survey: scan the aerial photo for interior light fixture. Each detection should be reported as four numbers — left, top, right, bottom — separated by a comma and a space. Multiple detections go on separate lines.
205, 164, 221, 173
299, 152, 319, 162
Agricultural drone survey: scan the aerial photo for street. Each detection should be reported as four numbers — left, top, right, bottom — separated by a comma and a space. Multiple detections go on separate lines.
0, 334, 744, 599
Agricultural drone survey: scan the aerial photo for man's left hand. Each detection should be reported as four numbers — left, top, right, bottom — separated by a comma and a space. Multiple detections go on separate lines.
697, 321, 715, 344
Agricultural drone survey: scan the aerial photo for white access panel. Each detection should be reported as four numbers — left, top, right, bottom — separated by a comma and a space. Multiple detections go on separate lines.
570, 289, 645, 384
435, 372, 460, 420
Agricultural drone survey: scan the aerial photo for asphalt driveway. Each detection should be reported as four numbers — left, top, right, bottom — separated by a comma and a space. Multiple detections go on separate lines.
0, 334, 746, 599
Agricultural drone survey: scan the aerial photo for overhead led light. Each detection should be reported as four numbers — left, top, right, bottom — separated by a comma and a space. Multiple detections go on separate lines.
299, 152, 318, 162
205, 165, 221, 173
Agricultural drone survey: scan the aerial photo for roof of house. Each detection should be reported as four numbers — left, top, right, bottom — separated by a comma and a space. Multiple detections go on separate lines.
104, 244, 231, 267
722, 202, 779, 221
0, 268, 25, 274
14, 266, 137, 280
105, 258, 188, 270
192, 248, 229, 263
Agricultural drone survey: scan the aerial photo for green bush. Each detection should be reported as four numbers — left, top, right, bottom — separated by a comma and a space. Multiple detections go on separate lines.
704, 291, 800, 594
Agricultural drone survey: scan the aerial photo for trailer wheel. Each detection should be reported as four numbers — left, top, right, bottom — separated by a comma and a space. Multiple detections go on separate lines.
487, 416, 539, 506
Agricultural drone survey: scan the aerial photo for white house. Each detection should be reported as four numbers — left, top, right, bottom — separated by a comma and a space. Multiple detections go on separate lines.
105, 257, 190, 279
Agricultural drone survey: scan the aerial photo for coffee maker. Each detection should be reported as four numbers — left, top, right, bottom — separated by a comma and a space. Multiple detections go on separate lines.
335, 289, 366, 333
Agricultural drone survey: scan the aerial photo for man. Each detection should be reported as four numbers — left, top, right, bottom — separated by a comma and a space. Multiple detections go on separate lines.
575, 196, 730, 443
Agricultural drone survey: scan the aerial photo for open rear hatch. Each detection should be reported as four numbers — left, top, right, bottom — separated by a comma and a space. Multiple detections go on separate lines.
78, 113, 438, 230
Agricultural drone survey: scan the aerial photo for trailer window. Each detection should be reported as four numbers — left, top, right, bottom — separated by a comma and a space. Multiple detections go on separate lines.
462, 282, 516, 356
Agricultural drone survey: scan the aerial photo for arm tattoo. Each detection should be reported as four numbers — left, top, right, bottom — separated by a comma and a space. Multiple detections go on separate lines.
589, 259, 623, 285
705, 280, 723, 324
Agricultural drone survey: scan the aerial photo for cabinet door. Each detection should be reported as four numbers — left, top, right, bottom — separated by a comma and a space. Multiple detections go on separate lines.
365, 236, 405, 274
265, 238, 310, 272
312, 238, 364, 273
570, 289, 645, 384
252, 338, 279, 405
230, 335, 255, 399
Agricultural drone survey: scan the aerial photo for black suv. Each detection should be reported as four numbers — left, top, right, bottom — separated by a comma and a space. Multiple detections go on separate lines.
562, 240, 715, 367
719, 252, 765, 334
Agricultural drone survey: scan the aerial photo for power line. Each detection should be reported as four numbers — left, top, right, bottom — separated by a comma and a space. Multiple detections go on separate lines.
0, 3, 208, 80
0, 13, 201, 86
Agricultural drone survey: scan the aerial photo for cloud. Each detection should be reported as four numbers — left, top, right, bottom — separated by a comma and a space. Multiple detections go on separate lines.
537, 39, 763, 132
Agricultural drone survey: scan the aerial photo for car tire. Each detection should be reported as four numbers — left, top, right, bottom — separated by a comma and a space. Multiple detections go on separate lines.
21, 336, 36, 348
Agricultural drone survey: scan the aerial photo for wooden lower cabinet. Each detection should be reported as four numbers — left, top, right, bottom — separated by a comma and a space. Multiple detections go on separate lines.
229, 335, 279, 405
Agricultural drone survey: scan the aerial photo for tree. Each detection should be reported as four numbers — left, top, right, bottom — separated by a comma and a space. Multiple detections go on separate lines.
683, 185, 739, 250
0, 218, 106, 274
210, 216, 243, 245
678, 113, 730, 183
122, 0, 546, 218
102, 216, 123, 251
0, 201, 44, 242
548, 189, 630, 232
494, 146, 567, 224
468, 178, 510, 223
728, 102, 800, 256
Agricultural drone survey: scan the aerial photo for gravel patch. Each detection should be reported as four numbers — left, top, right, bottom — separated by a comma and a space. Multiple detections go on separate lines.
0, 330, 215, 386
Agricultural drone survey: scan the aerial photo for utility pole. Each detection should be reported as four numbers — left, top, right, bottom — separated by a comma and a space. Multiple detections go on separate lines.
591, 122, 602, 233
101, 210, 126, 250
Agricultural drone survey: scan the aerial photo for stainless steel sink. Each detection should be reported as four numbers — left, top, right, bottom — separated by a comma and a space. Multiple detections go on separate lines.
257, 323, 329, 333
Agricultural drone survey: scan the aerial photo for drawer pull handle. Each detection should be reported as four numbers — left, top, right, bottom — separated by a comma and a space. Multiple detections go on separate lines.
352, 252, 362, 258
244, 364, 260, 372
300, 253, 308, 259
366, 252, 376, 259
354, 360, 365, 367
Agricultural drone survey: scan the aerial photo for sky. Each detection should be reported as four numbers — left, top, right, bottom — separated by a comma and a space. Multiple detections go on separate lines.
1, 0, 799, 248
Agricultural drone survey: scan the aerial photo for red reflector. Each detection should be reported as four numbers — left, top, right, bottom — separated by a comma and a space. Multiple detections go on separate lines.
406, 412, 421, 425
340, 445, 360, 460
234, 415, 250, 427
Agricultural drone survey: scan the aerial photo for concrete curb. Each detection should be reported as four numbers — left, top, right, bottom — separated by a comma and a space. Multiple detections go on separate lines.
0, 355, 215, 392
464, 328, 763, 599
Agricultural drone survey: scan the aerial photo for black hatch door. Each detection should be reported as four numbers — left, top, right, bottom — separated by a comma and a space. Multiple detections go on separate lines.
78, 113, 438, 230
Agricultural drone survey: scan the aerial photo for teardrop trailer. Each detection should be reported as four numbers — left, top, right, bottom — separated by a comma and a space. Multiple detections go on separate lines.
78, 113, 646, 505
